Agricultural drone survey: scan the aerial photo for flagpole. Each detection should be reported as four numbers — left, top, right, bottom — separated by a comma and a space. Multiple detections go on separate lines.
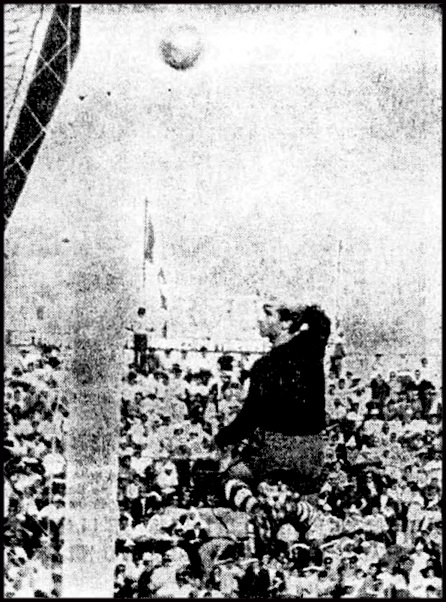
143, 198, 169, 338
335, 238, 343, 330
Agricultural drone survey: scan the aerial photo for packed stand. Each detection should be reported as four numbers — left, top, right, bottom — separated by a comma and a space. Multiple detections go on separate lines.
4, 344, 68, 598
115, 341, 442, 598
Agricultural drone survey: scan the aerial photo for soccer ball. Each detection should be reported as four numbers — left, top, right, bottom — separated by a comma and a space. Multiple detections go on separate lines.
160, 25, 203, 70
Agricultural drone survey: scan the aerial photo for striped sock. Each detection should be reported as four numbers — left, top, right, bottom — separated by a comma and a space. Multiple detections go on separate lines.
294, 500, 317, 530
224, 478, 259, 513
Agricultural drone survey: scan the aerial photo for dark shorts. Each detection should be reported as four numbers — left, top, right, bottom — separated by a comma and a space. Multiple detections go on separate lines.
134, 333, 147, 351
230, 429, 324, 493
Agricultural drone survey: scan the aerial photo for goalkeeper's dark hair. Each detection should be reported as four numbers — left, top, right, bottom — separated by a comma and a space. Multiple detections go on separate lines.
278, 303, 331, 345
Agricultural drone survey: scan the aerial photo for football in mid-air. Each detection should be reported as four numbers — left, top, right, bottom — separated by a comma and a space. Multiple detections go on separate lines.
160, 25, 203, 70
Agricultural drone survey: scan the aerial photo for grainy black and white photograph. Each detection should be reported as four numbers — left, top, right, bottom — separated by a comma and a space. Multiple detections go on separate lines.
4, 3, 442, 598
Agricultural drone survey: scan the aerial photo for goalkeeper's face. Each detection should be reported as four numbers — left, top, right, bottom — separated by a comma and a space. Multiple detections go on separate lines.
258, 303, 289, 342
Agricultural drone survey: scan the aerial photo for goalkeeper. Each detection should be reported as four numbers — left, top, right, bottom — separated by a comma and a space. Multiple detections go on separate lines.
213, 299, 331, 527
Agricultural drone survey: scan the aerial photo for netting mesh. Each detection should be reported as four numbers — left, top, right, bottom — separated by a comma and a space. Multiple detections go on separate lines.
4, 4, 48, 146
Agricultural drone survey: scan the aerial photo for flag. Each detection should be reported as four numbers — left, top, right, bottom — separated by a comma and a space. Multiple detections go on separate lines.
144, 212, 155, 263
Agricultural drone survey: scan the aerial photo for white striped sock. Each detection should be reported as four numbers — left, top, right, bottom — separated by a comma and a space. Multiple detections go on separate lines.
225, 478, 244, 501
245, 496, 259, 514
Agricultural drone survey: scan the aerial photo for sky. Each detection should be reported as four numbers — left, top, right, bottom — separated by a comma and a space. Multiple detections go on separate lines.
5, 3, 441, 356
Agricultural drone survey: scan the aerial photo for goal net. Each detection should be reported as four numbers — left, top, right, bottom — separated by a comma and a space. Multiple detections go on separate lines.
4, 4, 82, 226
4, 4, 51, 150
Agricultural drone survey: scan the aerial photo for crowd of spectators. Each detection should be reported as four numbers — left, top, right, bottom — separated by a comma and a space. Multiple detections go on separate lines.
4, 345, 68, 598
3, 338, 441, 598
115, 344, 442, 598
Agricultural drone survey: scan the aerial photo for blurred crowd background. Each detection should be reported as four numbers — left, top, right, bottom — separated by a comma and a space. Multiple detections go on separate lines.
4, 344, 67, 598
4, 334, 442, 598
113, 339, 442, 598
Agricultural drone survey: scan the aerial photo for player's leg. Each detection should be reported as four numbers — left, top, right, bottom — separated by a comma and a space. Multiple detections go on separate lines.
133, 333, 140, 367
139, 334, 148, 372
223, 461, 260, 513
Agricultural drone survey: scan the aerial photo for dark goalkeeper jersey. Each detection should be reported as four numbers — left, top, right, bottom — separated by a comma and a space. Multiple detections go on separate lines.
215, 308, 330, 449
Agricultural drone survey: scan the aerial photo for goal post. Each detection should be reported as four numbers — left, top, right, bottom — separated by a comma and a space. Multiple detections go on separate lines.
4, 4, 81, 226
61, 259, 135, 597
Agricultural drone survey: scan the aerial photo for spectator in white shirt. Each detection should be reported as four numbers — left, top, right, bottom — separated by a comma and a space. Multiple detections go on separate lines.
405, 412, 428, 436
166, 365, 188, 401
329, 398, 347, 422
42, 449, 66, 478
155, 460, 179, 497
343, 505, 364, 535
371, 352, 386, 374
125, 481, 140, 503
117, 515, 134, 547
140, 372, 158, 399
129, 307, 153, 372
121, 371, 141, 403
406, 486, 425, 543
132, 515, 153, 542
419, 357, 435, 384
129, 417, 147, 446
15, 417, 34, 437
422, 566, 442, 594
168, 398, 189, 422
126, 556, 145, 582
130, 448, 152, 478
11, 468, 41, 493
149, 552, 179, 592
390, 519, 407, 549
362, 412, 383, 437
153, 371, 168, 400
39, 496, 65, 525
363, 506, 388, 538
409, 540, 431, 580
